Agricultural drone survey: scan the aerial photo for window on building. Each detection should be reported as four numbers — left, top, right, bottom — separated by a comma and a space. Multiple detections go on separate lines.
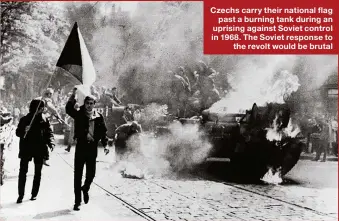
328, 89, 338, 98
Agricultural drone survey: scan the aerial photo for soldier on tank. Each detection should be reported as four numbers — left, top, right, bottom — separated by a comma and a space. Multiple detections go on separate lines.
168, 71, 191, 118
191, 61, 221, 111
199, 77, 221, 110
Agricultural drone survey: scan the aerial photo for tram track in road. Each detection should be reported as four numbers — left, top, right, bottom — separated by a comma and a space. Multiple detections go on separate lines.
222, 182, 337, 219
197, 170, 337, 219
142, 174, 337, 221
57, 153, 156, 221
57, 152, 336, 220
124, 160, 336, 221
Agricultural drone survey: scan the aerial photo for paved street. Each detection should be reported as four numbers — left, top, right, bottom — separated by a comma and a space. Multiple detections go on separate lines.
0, 138, 145, 221
286, 160, 338, 189
1, 136, 338, 221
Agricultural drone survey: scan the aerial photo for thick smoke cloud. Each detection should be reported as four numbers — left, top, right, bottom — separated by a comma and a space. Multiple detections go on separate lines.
114, 121, 213, 178
64, 2, 337, 111
209, 57, 302, 114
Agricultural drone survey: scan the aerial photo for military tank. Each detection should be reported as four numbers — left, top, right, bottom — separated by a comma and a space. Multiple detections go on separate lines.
174, 103, 304, 181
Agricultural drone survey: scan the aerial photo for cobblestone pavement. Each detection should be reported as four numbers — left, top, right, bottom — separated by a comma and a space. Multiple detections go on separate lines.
231, 183, 338, 216
57, 145, 338, 221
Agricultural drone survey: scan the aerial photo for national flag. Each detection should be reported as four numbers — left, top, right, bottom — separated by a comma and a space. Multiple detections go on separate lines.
56, 22, 96, 86
52, 22, 97, 104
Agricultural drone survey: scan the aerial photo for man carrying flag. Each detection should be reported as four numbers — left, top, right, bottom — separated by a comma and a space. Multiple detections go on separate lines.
66, 88, 109, 211
57, 22, 109, 211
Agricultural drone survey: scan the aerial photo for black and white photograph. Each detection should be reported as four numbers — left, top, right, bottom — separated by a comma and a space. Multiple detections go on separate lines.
0, 1, 338, 220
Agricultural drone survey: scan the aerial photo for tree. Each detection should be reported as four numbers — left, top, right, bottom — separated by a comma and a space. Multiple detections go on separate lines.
1, 2, 70, 104
1, 2, 34, 70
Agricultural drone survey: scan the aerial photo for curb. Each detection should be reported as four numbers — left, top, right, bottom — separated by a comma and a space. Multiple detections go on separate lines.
299, 154, 338, 162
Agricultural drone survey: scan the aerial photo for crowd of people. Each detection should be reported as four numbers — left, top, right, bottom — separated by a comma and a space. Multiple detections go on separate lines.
299, 114, 338, 162
165, 61, 229, 118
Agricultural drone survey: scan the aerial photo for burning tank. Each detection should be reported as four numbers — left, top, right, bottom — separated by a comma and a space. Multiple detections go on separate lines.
172, 103, 304, 180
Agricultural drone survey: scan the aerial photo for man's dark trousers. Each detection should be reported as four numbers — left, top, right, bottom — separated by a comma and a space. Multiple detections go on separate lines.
18, 157, 43, 198
74, 142, 97, 205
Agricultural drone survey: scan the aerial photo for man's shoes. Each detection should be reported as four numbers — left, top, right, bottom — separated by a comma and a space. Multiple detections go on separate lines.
82, 187, 89, 204
312, 158, 319, 161
30, 196, 37, 201
73, 204, 80, 211
43, 160, 50, 166
16, 196, 23, 204
321, 159, 326, 162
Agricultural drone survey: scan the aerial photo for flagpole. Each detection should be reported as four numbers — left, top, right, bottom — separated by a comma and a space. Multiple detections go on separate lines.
23, 68, 58, 138
24, 22, 90, 139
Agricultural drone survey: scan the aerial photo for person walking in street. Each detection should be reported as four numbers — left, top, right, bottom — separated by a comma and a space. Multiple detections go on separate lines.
36, 88, 62, 166
15, 98, 55, 203
330, 115, 338, 156
64, 115, 75, 152
114, 121, 142, 162
37, 88, 62, 121
13, 106, 20, 125
312, 117, 329, 162
65, 88, 109, 211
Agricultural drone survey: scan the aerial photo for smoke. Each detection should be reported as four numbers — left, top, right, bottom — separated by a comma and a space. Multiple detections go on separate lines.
137, 103, 169, 130
62, 3, 337, 110
112, 121, 213, 178
83, 2, 205, 103
91, 26, 126, 86
114, 3, 202, 103
209, 56, 301, 114
300, 55, 338, 88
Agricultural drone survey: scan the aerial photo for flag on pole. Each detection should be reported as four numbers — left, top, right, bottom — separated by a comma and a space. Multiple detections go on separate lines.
54, 22, 96, 104
56, 22, 96, 86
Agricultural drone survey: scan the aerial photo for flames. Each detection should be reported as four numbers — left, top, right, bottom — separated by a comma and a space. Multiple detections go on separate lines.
266, 116, 301, 142
261, 167, 283, 184
263, 108, 301, 184
284, 118, 301, 138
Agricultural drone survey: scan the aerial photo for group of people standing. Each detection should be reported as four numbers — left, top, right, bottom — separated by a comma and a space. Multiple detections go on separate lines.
299, 113, 338, 162
166, 61, 227, 118
15, 87, 111, 211
307, 115, 338, 162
